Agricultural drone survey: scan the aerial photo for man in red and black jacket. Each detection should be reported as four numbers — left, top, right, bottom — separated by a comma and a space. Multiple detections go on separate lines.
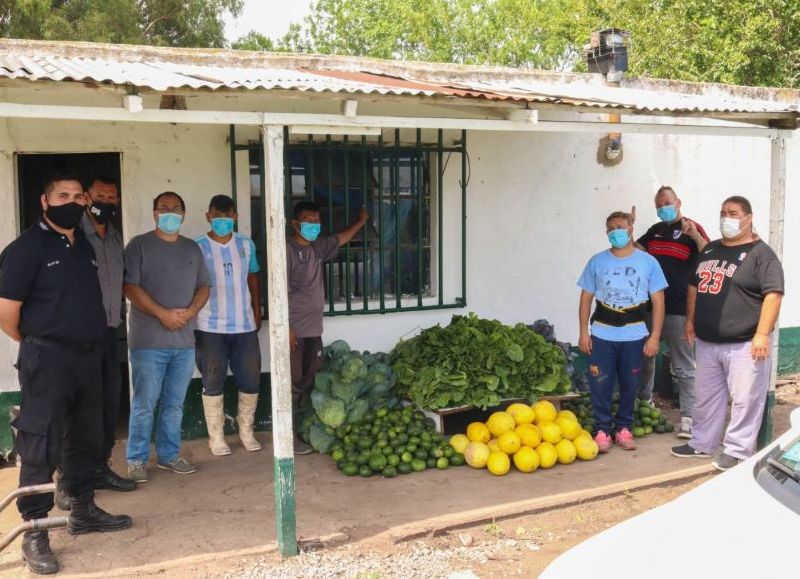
636, 186, 709, 439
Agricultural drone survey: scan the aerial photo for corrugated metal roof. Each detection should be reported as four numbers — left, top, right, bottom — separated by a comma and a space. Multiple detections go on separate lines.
0, 43, 797, 118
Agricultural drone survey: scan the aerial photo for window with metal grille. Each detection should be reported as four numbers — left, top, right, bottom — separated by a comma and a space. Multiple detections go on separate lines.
232, 127, 467, 317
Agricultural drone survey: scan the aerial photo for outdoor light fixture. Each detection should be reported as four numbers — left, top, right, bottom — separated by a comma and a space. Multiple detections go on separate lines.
585, 28, 630, 166
123, 94, 143, 113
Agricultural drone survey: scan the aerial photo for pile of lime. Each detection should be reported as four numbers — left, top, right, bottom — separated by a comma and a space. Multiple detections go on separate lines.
328, 406, 464, 478
633, 399, 674, 437
562, 391, 674, 438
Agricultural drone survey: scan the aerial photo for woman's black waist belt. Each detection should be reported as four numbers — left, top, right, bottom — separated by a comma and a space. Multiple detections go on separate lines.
590, 301, 647, 327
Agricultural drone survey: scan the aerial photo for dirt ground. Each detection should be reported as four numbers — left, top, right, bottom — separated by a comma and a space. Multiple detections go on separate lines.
0, 383, 797, 578
187, 474, 715, 579
164, 382, 800, 579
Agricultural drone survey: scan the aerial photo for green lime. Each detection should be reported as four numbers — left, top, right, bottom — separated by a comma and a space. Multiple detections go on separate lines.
368, 454, 387, 472
411, 459, 426, 472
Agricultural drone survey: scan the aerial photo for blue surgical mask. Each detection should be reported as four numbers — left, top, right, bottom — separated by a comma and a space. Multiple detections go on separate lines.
657, 205, 678, 223
720, 217, 741, 239
157, 212, 183, 234
607, 228, 630, 249
210, 217, 235, 237
299, 222, 321, 242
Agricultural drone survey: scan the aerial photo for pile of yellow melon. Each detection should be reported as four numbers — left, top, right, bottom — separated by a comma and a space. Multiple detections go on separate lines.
449, 400, 599, 476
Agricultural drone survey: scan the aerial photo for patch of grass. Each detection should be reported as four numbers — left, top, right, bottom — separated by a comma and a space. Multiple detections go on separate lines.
483, 521, 503, 538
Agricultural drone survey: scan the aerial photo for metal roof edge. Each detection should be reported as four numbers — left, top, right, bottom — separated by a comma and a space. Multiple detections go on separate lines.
0, 38, 798, 106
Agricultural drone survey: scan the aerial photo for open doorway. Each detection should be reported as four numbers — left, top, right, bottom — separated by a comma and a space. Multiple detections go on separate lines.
16, 152, 129, 439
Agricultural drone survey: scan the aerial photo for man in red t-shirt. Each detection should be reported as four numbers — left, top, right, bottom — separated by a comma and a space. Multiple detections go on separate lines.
636, 186, 709, 438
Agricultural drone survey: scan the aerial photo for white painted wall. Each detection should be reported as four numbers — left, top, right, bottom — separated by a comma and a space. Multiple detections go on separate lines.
0, 115, 796, 393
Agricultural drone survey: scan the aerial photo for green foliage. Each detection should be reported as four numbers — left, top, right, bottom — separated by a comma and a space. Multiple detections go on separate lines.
299, 341, 401, 450
583, 0, 800, 87
231, 30, 277, 52
236, 0, 800, 88
0, 0, 243, 48
391, 313, 571, 410
272, 0, 587, 71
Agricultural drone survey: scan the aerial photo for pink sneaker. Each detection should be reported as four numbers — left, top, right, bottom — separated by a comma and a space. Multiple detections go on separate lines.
594, 431, 612, 454
615, 428, 636, 451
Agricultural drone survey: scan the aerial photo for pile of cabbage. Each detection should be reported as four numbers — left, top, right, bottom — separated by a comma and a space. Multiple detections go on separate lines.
298, 340, 399, 453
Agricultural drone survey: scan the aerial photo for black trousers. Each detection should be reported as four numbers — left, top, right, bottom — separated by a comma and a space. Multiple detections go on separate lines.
100, 327, 122, 462
290, 337, 323, 423
14, 341, 103, 520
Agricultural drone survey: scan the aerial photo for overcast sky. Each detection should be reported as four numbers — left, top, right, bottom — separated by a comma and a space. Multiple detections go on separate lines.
224, 0, 313, 44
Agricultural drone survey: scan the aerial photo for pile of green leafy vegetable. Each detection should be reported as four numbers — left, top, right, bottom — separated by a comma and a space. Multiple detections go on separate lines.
299, 340, 399, 453
391, 313, 571, 410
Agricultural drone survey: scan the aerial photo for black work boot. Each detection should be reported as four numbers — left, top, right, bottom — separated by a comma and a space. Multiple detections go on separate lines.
67, 494, 133, 535
94, 462, 137, 492
55, 477, 71, 511
21, 530, 58, 575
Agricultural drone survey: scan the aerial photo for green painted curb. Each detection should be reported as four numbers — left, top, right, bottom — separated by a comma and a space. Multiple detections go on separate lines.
274, 456, 298, 557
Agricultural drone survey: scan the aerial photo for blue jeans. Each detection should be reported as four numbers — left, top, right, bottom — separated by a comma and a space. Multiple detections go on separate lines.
127, 348, 195, 464
587, 336, 646, 435
195, 330, 261, 396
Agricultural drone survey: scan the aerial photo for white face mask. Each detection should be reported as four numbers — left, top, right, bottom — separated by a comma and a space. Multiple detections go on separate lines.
720, 217, 742, 238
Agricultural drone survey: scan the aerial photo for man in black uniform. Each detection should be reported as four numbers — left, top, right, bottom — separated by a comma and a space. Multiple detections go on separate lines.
55, 175, 136, 511
0, 170, 132, 575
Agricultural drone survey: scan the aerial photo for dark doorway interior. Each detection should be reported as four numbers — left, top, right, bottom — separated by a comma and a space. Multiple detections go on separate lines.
16, 152, 129, 439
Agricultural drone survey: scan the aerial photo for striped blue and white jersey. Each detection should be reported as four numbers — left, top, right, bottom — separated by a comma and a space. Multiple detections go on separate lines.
196, 233, 260, 334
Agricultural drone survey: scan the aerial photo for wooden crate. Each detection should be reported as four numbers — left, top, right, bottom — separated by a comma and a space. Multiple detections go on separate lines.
417, 394, 582, 435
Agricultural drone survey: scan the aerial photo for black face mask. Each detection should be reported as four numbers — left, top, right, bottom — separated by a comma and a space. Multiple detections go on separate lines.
88, 201, 117, 224
45, 202, 85, 230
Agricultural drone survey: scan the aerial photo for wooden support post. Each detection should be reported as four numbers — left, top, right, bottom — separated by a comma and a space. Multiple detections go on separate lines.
758, 136, 787, 449
262, 124, 298, 556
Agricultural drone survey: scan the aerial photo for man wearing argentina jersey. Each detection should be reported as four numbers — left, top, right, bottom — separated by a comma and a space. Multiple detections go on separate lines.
195, 195, 263, 457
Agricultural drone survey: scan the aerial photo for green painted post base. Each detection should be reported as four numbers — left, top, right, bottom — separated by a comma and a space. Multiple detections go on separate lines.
274, 456, 298, 557
757, 389, 775, 450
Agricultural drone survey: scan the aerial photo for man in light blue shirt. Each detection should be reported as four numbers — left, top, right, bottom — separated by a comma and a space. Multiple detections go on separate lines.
577, 211, 668, 453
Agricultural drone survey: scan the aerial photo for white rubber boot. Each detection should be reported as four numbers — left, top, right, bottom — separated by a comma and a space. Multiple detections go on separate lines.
237, 392, 262, 452
202, 395, 231, 456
